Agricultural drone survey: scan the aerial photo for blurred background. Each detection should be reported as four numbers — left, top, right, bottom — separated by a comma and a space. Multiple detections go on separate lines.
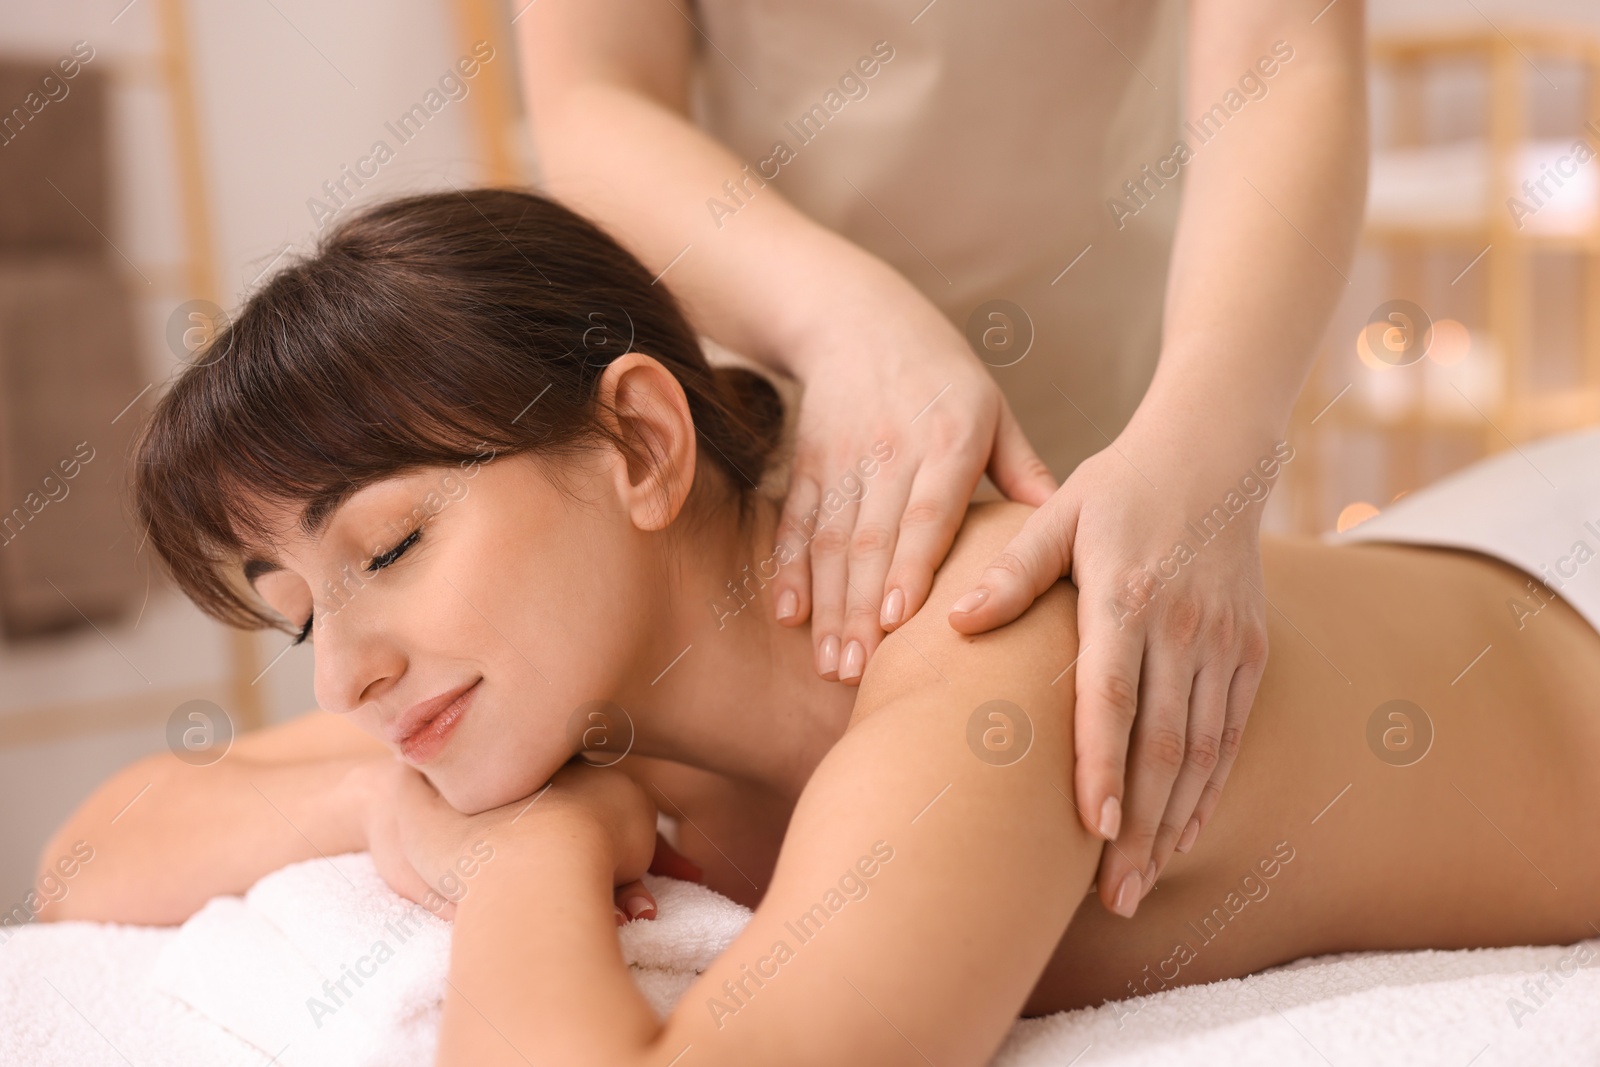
0, 0, 1595, 907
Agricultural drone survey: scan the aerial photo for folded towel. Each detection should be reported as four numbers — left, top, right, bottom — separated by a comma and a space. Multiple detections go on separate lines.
149, 852, 754, 1066
4, 851, 1595, 1065
0, 919, 259, 1066
0, 255, 145, 640
0, 60, 108, 254
150, 853, 450, 1067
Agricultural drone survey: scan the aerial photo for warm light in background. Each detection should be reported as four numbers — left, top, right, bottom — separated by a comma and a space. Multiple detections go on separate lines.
1426, 318, 1471, 366
1336, 501, 1380, 531
1355, 322, 1426, 370
1356, 317, 1470, 371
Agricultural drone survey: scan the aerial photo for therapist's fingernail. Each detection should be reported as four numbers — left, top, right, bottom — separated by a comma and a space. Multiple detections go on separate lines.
1112, 871, 1141, 918
625, 895, 655, 920
1097, 796, 1122, 840
817, 635, 840, 677
776, 589, 798, 621
951, 588, 988, 614
839, 640, 865, 682
880, 588, 905, 627
1176, 816, 1201, 854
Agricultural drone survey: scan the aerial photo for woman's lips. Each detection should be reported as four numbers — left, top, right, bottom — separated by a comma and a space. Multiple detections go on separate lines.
400, 680, 479, 764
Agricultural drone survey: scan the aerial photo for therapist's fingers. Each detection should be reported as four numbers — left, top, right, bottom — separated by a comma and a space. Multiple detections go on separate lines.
835, 468, 915, 683
807, 484, 862, 681
880, 454, 983, 633
986, 402, 1058, 506
1069, 597, 1140, 846
1147, 655, 1231, 880
1094, 636, 1194, 919
1188, 631, 1268, 843
771, 473, 821, 628
948, 490, 1076, 634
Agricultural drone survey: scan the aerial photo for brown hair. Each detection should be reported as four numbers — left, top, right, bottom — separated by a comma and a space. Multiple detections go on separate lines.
131, 188, 785, 632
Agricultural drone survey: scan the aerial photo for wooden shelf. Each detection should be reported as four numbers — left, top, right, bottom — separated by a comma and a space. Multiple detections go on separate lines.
1289, 24, 1600, 532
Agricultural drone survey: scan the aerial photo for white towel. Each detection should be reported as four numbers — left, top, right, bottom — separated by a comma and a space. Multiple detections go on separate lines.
147, 852, 753, 1066
149, 852, 451, 1067
3, 852, 1597, 1065
994, 941, 1600, 1065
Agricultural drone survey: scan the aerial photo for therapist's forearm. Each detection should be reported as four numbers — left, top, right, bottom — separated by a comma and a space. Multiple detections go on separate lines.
1136, 3, 1368, 449
522, 78, 910, 379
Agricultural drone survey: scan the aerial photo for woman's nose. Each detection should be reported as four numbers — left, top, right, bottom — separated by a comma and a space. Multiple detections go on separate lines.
310, 604, 406, 715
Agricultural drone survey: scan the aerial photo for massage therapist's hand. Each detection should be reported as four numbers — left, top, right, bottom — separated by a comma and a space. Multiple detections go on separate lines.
387, 759, 660, 924
949, 420, 1272, 918
775, 272, 1057, 685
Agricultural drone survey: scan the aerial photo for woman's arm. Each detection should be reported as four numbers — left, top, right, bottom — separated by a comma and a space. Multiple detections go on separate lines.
36, 710, 388, 925
517, 1, 1057, 680
407, 503, 1101, 1067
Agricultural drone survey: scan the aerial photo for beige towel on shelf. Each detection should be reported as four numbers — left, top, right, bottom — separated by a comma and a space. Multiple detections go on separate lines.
0, 256, 145, 640
0, 60, 108, 255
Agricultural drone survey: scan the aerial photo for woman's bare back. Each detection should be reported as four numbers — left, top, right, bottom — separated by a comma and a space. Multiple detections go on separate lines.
624, 521, 1600, 1018
1028, 536, 1600, 1013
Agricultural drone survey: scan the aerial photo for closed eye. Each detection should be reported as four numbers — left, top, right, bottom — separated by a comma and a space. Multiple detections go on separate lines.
366, 527, 422, 574
288, 527, 423, 646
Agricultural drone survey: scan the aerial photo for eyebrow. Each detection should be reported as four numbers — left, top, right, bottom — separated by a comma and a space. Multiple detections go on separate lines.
243, 557, 280, 584
241, 487, 355, 585
301, 487, 355, 538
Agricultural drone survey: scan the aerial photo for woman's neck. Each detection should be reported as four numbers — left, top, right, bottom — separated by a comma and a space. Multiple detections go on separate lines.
614, 492, 858, 800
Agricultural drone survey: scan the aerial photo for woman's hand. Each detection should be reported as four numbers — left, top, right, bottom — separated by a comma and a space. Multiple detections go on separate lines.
949, 419, 1275, 918
350, 759, 459, 915
386, 759, 661, 922
774, 269, 1057, 685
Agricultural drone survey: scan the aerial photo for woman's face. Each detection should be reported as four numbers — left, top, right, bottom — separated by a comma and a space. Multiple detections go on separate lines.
248, 451, 655, 813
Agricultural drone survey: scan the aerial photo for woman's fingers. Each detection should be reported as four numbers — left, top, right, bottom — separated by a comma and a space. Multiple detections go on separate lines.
647, 831, 704, 882
366, 784, 460, 920
372, 831, 444, 912
613, 879, 657, 923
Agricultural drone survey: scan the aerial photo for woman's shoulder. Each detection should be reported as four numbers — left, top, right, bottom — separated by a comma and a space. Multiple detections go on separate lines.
945, 499, 1039, 565
853, 499, 1079, 712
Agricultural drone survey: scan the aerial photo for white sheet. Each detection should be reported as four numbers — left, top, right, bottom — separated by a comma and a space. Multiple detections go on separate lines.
3, 852, 1597, 1065
1326, 426, 1600, 635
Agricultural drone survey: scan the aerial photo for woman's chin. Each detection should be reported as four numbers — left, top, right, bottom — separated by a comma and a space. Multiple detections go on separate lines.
432, 761, 567, 817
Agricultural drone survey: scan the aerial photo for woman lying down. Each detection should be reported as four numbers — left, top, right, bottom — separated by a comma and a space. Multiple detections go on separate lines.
43, 189, 1600, 1066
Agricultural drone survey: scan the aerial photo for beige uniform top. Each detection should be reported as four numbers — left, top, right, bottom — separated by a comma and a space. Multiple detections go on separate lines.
688, 0, 1185, 478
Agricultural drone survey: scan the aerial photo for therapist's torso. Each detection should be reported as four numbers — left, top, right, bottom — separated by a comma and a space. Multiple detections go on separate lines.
689, 0, 1185, 478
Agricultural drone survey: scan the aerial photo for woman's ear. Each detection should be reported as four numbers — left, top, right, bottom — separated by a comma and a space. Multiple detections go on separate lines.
594, 352, 697, 532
